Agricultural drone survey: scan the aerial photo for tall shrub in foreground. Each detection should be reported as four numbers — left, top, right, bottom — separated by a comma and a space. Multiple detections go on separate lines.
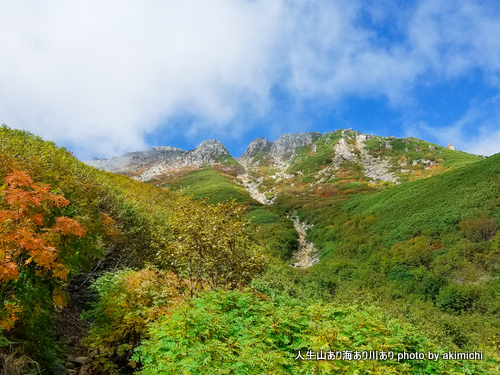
157, 196, 266, 295
83, 269, 186, 374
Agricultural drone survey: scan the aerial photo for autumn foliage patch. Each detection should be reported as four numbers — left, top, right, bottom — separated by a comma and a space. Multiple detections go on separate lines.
0, 171, 85, 329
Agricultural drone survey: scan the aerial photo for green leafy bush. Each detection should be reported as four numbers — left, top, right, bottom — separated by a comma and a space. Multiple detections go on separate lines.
134, 289, 492, 374
436, 284, 482, 314
156, 197, 266, 294
460, 217, 497, 242
83, 269, 186, 374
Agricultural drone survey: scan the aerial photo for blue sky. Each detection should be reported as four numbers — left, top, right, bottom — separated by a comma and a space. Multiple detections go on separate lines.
1, 0, 500, 160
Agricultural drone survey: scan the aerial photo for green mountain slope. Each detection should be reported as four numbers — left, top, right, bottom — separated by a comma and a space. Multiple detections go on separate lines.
271, 153, 500, 359
2, 125, 499, 374
345, 153, 500, 245
154, 168, 255, 204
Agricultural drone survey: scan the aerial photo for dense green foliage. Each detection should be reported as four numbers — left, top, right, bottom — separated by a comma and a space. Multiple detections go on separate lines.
345, 153, 500, 245
156, 197, 266, 294
274, 152, 500, 362
0, 126, 119, 368
2, 124, 499, 373
83, 269, 185, 373
246, 206, 299, 260
0, 125, 180, 369
134, 289, 493, 374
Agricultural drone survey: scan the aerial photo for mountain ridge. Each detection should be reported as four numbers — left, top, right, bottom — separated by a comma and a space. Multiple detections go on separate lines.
86, 129, 484, 187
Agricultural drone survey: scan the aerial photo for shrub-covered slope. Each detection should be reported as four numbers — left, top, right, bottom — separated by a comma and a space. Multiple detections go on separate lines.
2, 124, 499, 374
273, 152, 500, 362
346, 152, 500, 245
0, 125, 183, 369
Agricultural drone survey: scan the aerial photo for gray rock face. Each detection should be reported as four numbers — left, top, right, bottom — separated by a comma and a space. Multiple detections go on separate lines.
269, 132, 321, 165
447, 143, 456, 151
239, 132, 321, 167
184, 140, 231, 164
86, 140, 235, 181
88, 129, 461, 186
333, 138, 356, 162
238, 138, 272, 161
86, 146, 184, 172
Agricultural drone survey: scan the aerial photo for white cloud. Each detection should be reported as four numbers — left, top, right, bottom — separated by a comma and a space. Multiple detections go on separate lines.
0, 0, 500, 158
408, 0, 500, 79
0, 0, 282, 158
407, 95, 500, 156
284, 0, 500, 101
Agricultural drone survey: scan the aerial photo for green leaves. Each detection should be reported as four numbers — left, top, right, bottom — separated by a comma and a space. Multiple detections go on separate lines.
159, 196, 266, 293
83, 269, 186, 373
132, 289, 491, 374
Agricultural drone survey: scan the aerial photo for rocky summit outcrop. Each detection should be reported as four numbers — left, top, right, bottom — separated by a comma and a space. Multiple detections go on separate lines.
237, 138, 272, 164
238, 132, 321, 168
87, 140, 235, 181
184, 140, 231, 164
333, 137, 357, 162
269, 132, 321, 166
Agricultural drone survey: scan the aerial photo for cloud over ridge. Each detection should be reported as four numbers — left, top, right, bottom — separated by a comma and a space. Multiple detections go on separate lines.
1, 0, 499, 158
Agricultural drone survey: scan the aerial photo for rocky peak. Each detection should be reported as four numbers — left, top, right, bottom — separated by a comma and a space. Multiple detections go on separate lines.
186, 139, 230, 163
333, 138, 356, 162
447, 143, 456, 151
86, 139, 237, 181
86, 146, 184, 172
270, 132, 321, 164
239, 138, 272, 160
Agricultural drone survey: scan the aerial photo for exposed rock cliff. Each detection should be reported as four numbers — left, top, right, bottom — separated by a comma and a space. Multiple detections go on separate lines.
87, 140, 235, 181
269, 132, 321, 166
87, 129, 477, 186
87, 146, 184, 173
237, 138, 272, 165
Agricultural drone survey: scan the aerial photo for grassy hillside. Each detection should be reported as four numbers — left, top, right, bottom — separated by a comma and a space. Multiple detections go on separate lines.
274, 153, 500, 361
1, 125, 498, 374
157, 168, 255, 204
345, 153, 500, 245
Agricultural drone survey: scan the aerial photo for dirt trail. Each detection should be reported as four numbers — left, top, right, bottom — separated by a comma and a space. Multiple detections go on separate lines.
57, 277, 94, 374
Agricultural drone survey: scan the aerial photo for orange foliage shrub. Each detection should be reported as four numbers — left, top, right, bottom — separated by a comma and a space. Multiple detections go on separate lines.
0, 170, 84, 328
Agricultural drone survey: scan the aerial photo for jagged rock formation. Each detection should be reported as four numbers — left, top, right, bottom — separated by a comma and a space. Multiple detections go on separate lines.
183, 140, 231, 164
87, 146, 184, 173
237, 138, 272, 163
236, 129, 482, 205
333, 137, 357, 162
87, 129, 478, 188
269, 132, 321, 166
87, 140, 234, 181
238, 132, 321, 168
